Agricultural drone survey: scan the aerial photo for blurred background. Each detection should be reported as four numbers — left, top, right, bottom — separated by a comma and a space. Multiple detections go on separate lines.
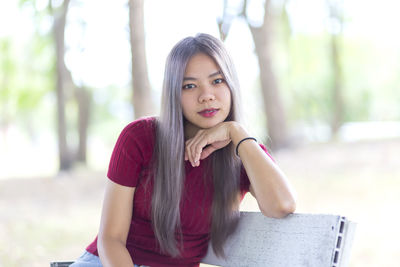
0, 0, 399, 266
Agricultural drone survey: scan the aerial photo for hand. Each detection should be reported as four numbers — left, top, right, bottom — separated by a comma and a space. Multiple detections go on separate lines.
184, 122, 233, 167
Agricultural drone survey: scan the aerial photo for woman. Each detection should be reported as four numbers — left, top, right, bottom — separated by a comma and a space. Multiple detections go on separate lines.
71, 33, 296, 267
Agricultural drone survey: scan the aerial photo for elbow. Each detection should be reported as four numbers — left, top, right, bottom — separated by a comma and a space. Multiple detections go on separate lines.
97, 233, 126, 256
97, 234, 108, 256
97, 231, 107, 249
281, 199, 296, 217
260, 199, 296, 219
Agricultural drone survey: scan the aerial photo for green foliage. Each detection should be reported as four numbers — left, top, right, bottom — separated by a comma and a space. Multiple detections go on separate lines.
3, 0, 399, 149
341, 37, 400, 121
269, 0, 400, 128
275, 33, 334, 123
0, 31, 54, 128
273, 28, 400, 127
0, 0, 57, 138
89, 84, 134, 144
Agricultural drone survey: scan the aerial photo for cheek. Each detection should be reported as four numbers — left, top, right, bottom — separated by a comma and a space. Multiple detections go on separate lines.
222, 89, 232, 109
181, 95, 192, 116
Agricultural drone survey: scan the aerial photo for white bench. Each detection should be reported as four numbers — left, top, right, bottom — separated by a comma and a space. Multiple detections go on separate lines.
51, 212, 356, 267
202, 212, 356, 267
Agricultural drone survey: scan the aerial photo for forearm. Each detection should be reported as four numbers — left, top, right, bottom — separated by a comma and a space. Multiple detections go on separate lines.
229, 122, 296, 218
98, 237, 135, 267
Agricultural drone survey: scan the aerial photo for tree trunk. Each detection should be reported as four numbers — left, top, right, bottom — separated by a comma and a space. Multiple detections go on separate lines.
248, 0, 288, 150
75, 87, 90, 163
53, 0, 72, 171
330, 33, 343, 136
217, 0, 288, 149
53, 0, 90, 167
327, 0, 344, 137
217, 0, 230, 41
128, 0, 154, 119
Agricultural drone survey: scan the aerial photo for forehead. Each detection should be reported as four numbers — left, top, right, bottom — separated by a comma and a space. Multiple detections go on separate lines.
184, 53, 220, 75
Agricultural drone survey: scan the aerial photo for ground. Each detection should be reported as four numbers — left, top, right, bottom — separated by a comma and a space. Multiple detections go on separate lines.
0, 138, 399, 267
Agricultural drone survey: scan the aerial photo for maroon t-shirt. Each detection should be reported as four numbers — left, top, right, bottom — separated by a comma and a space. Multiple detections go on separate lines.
86, 116, 271, 267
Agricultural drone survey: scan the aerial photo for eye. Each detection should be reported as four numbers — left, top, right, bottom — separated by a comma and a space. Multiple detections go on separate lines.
182, 83, 196, 90
213, 78, 224, 85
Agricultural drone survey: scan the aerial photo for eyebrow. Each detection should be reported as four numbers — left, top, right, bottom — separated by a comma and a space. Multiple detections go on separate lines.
183, 70, 222, 81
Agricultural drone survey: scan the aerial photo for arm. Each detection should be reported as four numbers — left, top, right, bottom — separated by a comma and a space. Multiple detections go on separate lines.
229, 122, 296, 218
97, 179, 135, 267
184, 121, 296, 218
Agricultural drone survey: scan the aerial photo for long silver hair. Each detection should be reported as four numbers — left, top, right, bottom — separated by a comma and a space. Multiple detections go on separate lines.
151, 33, 243, 257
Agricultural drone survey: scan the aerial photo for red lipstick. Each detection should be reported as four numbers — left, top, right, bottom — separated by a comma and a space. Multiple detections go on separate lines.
198, 108, 219, 117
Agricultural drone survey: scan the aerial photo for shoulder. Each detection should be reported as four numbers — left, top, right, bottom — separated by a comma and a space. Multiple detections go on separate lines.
119, 116, 158, 145
116, 116, 158, 160
107, 117, 158, 186
123, 116, 157, 136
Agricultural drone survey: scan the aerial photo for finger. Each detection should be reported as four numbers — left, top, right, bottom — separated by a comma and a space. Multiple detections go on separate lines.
193, 137, 208, 166
187, 137, 200, 167
200, 145, 217, 160
200, 139, 231, 160
186, 133, 200, 166
185, 139, 194, 166
186, 130, 210, 167
187, 137, 202, 167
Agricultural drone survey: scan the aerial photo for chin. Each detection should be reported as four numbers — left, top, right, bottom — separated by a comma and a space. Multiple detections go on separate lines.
201, 120, 224, 129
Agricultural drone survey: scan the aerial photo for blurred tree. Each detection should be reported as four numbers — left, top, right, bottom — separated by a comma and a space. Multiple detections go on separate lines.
52, 0, 91, 168
327, 0, 345, 137
53, 0, 73, 170
75, 85, 91, 163
0, 23, 55, 146
217, 0, 231, 41
218, 0, 289, 150
128, 0, 154, 118
0, 40, 13, 139
20, 0, 91, 170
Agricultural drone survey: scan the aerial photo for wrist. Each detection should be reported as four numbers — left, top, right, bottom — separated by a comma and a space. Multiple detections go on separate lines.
228, 121, 250, 146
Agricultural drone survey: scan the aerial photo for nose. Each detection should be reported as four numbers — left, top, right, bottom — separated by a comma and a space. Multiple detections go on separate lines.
198, 84, 215, 103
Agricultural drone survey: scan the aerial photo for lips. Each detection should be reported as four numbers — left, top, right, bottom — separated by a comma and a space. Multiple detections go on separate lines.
198, 108, 219, 118
198, 108, 219, 114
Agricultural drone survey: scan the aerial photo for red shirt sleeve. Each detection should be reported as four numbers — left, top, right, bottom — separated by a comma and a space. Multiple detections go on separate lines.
240, 143, 274, 194
107, 118, 154, 187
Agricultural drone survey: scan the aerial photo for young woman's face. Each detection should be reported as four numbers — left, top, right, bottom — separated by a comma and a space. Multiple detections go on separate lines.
181, 53, 232, 138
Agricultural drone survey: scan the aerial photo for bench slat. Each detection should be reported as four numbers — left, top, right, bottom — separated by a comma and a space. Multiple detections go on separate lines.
202, 212, 356, 267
